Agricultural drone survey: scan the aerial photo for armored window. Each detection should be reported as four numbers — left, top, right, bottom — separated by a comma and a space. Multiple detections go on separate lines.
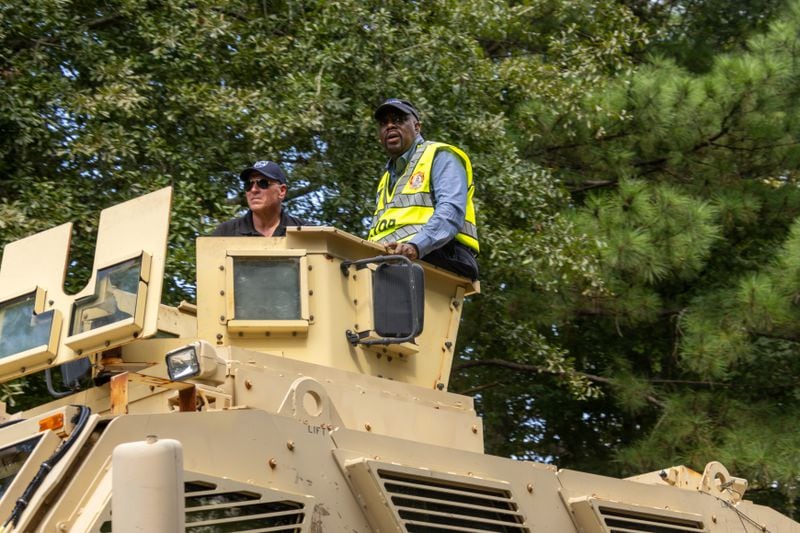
232, 257, 301, 320
70, 256, 143, 335
0, 291, 57, 360
0, 431, 60, 508
0, 435, 42, 499
0, 288, 61, 375
225, 251, 309, 335
65, 253, 151, 354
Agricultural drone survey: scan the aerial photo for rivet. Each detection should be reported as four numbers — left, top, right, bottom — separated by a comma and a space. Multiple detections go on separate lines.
471, 425, 478, 434
287, 441, 295, 451
308, 265, 313, 270
105, 340, 110, 347
218, 265, 224, 271
216, 333, 223, 340
353, 299, 358, 305
445, 341, 453, 349
436, 383, 444, 390
219, 315, 225, 321
219, 290, 225, 296
245, 380, 253, 390
309, 290, 314, 295
268, 458, 277, 469
48, 300, 54, 306
309, 315, 314, 321
527, 483, 533, 493
365, 423, 372, 431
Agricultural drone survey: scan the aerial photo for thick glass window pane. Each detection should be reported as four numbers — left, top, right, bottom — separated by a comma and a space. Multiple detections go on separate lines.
233, 258, 300, 320
0, 293, 54, 359
0, 436, 42, 499
71, 257, 142, 335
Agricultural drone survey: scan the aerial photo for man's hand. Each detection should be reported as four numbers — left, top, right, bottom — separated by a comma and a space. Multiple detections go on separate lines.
385, 242, 419, 260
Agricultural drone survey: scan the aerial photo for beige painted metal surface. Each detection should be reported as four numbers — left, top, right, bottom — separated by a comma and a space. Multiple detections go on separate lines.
112, 437, 184, 532
0, 187, 797, 532
196, 228, 473, 390
0, 187, 172, 381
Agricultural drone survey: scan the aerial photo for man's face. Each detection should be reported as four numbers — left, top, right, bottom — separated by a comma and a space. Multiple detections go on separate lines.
244, 173, 286, 217
377, 110, 420, 158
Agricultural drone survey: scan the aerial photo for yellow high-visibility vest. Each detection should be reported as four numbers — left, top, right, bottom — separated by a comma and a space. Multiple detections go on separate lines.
368, 141, 479, 253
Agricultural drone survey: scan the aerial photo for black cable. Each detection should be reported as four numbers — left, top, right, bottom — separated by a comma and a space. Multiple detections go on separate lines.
44, 368, 72, 399
0, 419, 25, 430
2, 405, 91, 529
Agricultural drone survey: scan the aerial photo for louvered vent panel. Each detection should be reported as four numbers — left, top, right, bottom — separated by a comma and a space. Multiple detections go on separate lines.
599, 506, 705, 533
378, 469, 530, 533
98, 476, 307, 532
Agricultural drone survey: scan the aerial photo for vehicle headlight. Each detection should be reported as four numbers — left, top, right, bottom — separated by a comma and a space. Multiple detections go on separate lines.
165, 341, 218, 381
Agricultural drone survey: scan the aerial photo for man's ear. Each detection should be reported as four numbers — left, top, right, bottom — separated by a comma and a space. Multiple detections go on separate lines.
278, 184, 288, 200
414, 120, 421, 134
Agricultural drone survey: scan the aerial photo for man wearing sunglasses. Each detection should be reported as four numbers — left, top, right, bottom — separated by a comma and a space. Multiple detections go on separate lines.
368, 98, 479, 280
212, 160, 306, 237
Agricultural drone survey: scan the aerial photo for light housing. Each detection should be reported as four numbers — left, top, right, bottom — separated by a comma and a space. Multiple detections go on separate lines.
165, 341, 218, 382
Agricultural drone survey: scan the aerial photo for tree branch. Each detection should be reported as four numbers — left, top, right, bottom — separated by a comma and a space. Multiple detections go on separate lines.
455, 380, 504, 396
8, 13, 126, 55
453, 358, 669, 407
565, 179, 618, 193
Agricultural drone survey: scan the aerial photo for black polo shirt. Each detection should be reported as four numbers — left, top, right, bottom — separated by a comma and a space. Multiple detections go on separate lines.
212, 209, 307, 236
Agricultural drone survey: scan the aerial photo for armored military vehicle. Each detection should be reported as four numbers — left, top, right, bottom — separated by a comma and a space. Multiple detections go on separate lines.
0, 187, 796, 532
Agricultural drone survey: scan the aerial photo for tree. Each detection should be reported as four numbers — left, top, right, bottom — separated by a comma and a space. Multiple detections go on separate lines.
622, 0, 789, 72
1, 1, 607, 416
4, 0, 800, 519
455, 0, 800, 516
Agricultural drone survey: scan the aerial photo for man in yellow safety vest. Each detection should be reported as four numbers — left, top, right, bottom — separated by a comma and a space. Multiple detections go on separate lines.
368, 98, 479, 280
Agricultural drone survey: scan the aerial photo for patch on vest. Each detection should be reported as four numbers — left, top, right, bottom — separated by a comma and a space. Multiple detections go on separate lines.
408, 172, 425, 190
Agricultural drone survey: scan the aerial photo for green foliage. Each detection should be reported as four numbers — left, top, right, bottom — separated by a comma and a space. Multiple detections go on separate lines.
5, 0, 800, 519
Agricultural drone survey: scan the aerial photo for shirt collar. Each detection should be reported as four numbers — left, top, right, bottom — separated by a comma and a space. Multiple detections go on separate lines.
385, 134, 424, 174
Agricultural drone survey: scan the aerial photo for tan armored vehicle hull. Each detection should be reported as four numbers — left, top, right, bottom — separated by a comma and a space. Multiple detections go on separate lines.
0, 188, 796, 532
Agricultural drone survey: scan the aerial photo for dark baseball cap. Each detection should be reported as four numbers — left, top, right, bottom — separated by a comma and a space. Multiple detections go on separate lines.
373, 98, 420, 121
239, 160, 287, 185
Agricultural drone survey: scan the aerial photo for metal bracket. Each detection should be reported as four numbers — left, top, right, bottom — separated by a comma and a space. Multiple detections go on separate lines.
340, 255, 421, 346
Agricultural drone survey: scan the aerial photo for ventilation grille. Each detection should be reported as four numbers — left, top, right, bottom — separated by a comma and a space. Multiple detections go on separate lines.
599, 506, 705, 533
378, 469, 530, 532
99, 478, 306, 532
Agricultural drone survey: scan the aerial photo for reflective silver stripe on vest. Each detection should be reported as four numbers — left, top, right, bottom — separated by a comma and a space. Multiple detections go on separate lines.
395, 192, 434, 209
376, 224, 425, 244
460, 221, 478, 240
371, 193, 432, 225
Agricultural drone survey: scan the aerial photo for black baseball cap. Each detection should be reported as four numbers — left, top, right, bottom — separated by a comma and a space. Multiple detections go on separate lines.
373, 98, 420, 121
239, 160, 287, 185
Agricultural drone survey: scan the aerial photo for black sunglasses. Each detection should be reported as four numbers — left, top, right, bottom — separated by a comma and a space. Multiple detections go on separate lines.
244, 178, 276, 192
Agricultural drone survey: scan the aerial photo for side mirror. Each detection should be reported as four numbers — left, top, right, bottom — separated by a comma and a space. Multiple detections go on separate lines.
341, 255, 424, 346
